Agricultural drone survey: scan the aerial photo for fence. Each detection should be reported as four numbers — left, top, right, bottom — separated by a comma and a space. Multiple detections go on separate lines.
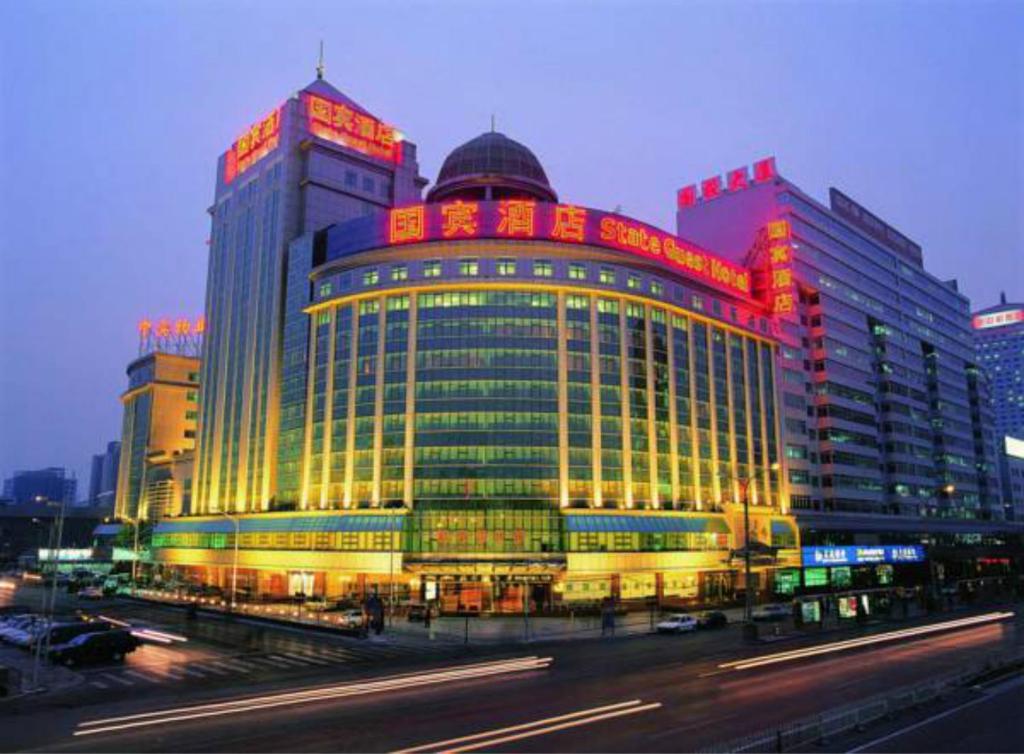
700, 649, 1024, 753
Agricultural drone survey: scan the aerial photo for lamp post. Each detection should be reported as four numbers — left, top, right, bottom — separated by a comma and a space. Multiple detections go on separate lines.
738, 462, 780, 635
220, 511, 240, 611
130, 516, 142, 595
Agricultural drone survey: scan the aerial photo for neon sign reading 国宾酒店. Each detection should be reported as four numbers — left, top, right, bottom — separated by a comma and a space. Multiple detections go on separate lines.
385, 201, 753, 300
304, 93, 402, 164
224, 108, 281, 185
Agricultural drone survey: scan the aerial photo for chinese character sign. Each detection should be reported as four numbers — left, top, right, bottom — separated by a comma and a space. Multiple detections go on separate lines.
382, 202, 754, 300
224, 107, 281, 185
763, 219, 796, 316
304, 93, 401, 164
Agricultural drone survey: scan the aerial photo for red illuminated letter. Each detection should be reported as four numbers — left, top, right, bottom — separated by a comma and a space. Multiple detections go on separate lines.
441, 201, 479, 238
389, 206, 426, 244
550, 205, 587, 242
496, 200, 536, 237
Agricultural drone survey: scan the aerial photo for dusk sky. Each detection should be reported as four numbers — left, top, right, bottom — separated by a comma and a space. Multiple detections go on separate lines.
1, 0, 1021, 494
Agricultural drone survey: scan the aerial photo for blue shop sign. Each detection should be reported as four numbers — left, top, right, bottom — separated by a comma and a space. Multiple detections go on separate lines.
801, 545, 925, 567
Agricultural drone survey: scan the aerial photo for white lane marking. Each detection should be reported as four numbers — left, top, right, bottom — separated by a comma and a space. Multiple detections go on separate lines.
251, 656, 295, 668
282, 652, 330, 665
101, 673, 134, 687
267, 654, 310, 667
394, 700, 663, 754
196, 662, 230, 675
122, 669, 161, 684
216, 660, 254, 672
181, 667, 207, 678
89, 680, 110, 689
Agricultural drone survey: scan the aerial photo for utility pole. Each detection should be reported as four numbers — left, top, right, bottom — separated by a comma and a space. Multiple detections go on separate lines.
32, 499, 65, 690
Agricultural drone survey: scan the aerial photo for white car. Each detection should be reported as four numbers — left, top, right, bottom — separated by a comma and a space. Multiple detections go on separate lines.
752, 604, 791, 622
656, 613, 698, 634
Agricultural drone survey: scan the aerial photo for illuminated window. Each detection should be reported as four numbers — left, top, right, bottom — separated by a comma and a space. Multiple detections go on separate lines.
597, 299, 619, 314
423, 260, 441, 278
533, 260, 553, 277
317, 311, 331, 326
187, 372, 199, 382
627, 275, 640, 290
359, 300, 380, 315
184, 429, 196, 439
459, 259, 479, 276
390, 265, 408, 282
599, 268, 615, 285
185, 410, 198, 421
691, 295, 704, 311
186, 390, 198, 402
650, 281, 664, 296
496, 258, 516, 276
569, 263, 586, 280
363, 269, 379, 286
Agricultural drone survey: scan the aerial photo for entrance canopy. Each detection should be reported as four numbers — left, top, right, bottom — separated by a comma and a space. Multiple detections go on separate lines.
153, 513, 405, 535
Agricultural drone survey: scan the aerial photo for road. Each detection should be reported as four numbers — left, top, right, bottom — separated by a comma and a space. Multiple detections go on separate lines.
1, 589, 1020, 752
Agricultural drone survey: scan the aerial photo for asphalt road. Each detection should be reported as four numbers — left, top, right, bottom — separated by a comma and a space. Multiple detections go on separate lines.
1, 593, 1020, 753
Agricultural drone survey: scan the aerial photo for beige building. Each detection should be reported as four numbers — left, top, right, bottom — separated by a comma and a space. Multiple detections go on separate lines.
115, 352, 200, 522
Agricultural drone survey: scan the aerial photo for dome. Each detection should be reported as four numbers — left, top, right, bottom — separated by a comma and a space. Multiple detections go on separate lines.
427, 131, 557, 203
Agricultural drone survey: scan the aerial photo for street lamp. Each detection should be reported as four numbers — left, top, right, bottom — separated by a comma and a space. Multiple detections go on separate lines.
739, 462, 780, 634
220, 511, 240, 611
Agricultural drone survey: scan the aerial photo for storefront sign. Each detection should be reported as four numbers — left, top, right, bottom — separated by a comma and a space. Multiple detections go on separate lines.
38, 548, 94, 562
802, 545, 925, 567
386, 201, 753, 300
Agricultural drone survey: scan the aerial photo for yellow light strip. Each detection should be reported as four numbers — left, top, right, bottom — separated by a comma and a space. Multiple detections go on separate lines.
717, 612, 1013, 672
305, 281, 776, 347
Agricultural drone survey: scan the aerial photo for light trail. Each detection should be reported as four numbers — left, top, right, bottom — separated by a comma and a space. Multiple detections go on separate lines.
97, 615, 189, 644
718, 611, 1014, 672
73, 656, 553, 737
394, 700, 662, 754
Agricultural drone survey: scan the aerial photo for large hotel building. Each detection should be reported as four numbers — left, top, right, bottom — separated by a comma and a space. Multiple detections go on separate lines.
145, 72, 1021, 612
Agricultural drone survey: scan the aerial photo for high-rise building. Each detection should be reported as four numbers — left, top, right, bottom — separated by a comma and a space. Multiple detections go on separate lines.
677, 160, 1017, 595
87, 440, 121, 508
973, 293, 1024, 439
192, 72, 426, 515
115, 351, 200, 521
999, 436, 1024, 521
2, 468, 77, 507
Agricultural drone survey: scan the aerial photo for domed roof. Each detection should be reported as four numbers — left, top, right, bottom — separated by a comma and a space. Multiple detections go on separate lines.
427, 131, 557, 203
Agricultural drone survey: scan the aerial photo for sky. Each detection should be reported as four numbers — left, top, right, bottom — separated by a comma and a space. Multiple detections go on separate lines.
1, 0, 1022, 495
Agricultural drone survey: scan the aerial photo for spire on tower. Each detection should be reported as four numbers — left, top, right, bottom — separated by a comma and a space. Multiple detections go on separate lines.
316, 40, 325, 80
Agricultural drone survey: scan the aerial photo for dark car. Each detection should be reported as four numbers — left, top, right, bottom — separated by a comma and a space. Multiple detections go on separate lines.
49, 629, 140, 666
25, 620, 113, 650
407, 604, 428, 622
696, 610, 728, 629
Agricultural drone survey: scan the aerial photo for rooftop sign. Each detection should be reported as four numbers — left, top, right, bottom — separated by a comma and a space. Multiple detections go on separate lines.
224, 107, 281, 185
304, 92, 402, 164
677, 157, 777, 208
973, 308, 1024, 330
385, 201, 754, 300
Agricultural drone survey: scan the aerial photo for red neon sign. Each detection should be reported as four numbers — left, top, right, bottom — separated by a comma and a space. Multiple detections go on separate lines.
384, 202, 754, 301
224, 107, 281, 184
677, 185, 698, 209
762, 219, 795, 315
304, 93, 402, 164
701, 176, 723, 201
973, 309, 1023, 330
753, 157, 776, 183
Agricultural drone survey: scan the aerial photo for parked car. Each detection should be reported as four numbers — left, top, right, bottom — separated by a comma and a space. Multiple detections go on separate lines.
49, 629, 140, 666
18, 620, 113, 650
78, 586, 104, 600
696, 610, 728, 630
656, 613, 698, 634
0, 615, 40, 644
407, 604, 428, 622
752, 604, 791, 622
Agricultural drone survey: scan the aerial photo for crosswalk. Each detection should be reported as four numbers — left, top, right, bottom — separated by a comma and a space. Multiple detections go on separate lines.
82, 641, 458, 691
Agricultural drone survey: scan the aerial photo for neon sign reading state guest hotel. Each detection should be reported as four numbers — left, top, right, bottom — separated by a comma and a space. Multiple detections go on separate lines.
386, 201, 754, 301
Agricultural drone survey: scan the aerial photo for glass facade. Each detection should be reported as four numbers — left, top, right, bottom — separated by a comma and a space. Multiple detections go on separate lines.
284, 271, 781, 515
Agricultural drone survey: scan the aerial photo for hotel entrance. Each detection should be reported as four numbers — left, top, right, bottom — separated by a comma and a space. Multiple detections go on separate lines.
424, 574, 555, 615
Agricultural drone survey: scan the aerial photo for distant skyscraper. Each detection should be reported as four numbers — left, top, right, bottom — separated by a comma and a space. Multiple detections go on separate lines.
2, 467, 77, 506
973, 292, 1024, 439
192, 72, 425, 513
87, 440, 121, 508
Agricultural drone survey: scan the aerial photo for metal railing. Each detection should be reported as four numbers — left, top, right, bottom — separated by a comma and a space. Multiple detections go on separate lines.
700, 649, 1024, 753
